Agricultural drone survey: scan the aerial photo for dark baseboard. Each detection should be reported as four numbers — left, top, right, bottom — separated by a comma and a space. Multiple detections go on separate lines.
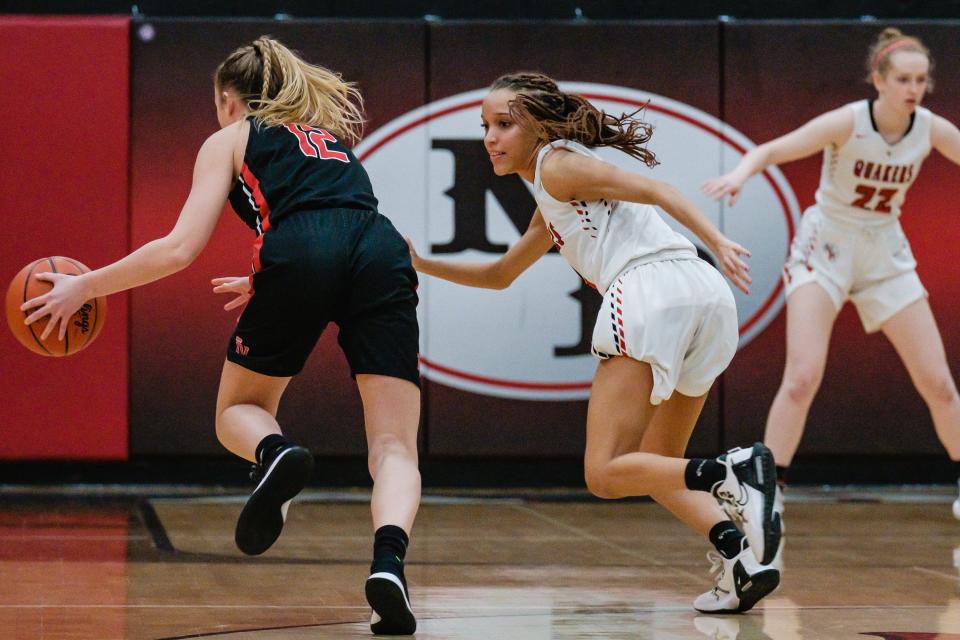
0, 454, 954, 488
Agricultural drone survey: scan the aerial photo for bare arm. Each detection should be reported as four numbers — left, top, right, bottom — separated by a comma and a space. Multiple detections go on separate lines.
408, 208, 554, 289
703, 106, 854, 205
931, 114, 960, 166
541, 150, 752, 294
22, 125, 237, 338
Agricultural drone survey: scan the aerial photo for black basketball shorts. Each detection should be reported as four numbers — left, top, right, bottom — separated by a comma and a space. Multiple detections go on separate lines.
226, 208, 420, 386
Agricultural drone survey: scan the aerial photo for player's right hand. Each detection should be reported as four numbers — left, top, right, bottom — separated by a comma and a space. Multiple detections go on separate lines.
211, 276, 252, 311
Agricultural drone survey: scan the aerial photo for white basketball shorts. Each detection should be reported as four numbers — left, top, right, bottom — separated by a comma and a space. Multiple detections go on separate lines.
591, 258, 739, 405
783, 206, 926, 333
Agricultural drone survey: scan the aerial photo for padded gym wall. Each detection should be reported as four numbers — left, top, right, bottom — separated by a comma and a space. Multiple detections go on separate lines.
0, 16, 129, 459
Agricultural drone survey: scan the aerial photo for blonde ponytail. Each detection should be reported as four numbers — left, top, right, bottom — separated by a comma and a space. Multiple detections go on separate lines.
216, 36, 365, 145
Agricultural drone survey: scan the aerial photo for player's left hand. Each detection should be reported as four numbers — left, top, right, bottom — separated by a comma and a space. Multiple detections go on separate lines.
713, 237, 752, 295
212, 276, 252, 310
20, 271, 89, 341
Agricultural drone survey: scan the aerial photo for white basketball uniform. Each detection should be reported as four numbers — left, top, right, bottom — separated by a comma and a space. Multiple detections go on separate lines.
785, 99, 930, 332
533, 140, 738, 404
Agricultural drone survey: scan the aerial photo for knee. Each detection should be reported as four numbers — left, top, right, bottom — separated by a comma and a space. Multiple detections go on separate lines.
214, 404, 238, 442
781, 365, 823, 404
584, 463, 630, 500
368, 433, 417, 468
917, 372, 960, 407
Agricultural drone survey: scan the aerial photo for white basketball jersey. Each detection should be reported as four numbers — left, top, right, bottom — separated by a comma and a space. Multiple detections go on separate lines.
533, 140, 696, 292
816, 100, 932, 226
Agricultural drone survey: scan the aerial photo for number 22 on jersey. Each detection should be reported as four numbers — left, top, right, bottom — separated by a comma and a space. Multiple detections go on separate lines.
851, 185, 898, 214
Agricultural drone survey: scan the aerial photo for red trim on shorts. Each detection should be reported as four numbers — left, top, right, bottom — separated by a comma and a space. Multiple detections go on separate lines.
613, 279, 628, 355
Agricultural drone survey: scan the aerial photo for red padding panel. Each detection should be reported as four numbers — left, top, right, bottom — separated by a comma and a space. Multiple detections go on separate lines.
0, 17, 130, 459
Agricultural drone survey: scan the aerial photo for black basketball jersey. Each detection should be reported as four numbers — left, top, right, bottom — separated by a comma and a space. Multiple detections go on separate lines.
228, 118, 378, 233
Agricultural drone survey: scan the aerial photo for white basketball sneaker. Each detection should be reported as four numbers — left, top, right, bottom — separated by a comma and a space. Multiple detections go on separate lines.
952, 480, 960, 520
770, 485, 785, 572
710, 443, 780, 565
693, 539, 780, 614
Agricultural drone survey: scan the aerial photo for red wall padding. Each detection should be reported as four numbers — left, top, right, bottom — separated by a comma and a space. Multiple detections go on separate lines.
0, 17, 129, 459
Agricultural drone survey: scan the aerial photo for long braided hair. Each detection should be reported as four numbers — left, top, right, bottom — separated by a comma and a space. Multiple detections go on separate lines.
214, 36, 365, 145
490, 72, 658, 167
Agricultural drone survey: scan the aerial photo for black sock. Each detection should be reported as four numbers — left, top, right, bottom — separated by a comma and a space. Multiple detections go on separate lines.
373, 524, 409, 563
255, 434, 291, 467
709, 521, 745, 560
371, 525, 410, 591
776, 464, 789, 487
685, 458, 725, 492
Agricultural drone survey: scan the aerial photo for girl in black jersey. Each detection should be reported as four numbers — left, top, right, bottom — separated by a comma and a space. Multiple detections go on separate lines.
21, 36, 420, 635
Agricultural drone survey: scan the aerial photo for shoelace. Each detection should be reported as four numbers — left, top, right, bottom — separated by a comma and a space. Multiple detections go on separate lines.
705, 550, 730, 596
721, 501, 744, 524
714, 457, 748, 517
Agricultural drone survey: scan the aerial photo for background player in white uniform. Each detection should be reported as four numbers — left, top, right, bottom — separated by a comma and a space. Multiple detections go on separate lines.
409, 72, 781, 613
704, 28, 960, 546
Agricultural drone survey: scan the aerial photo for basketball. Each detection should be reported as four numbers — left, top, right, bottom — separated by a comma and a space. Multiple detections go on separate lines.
4, 256, 106, 357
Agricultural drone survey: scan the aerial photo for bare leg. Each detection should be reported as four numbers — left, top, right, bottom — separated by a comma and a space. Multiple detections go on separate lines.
215, 360, 291, 462
881, 298, 960, 459
583, 357, 692, 499
216, 360, 308, 557
763, 283, 838, 466
585, 357, 779, 613
642, 391, 733, 538
357, 374, 421, 533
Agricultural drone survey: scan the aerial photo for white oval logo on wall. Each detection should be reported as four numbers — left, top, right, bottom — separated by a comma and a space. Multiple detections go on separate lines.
356, 83, 800, 400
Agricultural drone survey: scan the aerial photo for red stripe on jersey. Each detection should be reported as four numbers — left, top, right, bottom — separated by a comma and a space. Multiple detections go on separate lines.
241, 163, 273, 278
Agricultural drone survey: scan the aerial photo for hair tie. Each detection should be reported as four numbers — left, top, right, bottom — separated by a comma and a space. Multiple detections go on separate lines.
872, 38, 917, 71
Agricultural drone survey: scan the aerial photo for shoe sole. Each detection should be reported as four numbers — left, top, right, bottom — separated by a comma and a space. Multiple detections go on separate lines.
366, 572, 416, 635
752, 443, 780, 565
733, 564, 780, 613
235, 446, 314, 556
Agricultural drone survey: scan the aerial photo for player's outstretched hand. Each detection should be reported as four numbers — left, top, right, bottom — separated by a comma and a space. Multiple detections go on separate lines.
713, 236, 752, 295
212, 276, 252, 311
702, 173, 745, 207
405, 237, 423, 271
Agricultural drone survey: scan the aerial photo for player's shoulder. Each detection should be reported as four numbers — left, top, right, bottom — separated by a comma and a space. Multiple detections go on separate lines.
540, 144, 605, 185
196, 120, 250, 170
805, 103, 856, 147
208, 119, 250, 146
822, 103, 858, 126
542, 142, 600, 170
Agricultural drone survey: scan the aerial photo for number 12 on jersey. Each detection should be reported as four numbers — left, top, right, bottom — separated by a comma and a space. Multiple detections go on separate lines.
285, 124, 350, 163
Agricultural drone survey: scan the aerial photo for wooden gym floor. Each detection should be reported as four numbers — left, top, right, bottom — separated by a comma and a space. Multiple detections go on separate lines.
1, 486, 959, 639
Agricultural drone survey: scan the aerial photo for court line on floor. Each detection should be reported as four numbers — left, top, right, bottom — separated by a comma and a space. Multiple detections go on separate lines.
912, 566, 959, 582
138, 499, 174, 552
507, 503, 707, 582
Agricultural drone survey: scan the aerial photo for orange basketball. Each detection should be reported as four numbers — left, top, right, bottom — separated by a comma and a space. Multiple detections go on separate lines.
5, 257, 106, 357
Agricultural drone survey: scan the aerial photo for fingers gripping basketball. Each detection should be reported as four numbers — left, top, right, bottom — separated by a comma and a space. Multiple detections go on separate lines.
5, 257, 106, 357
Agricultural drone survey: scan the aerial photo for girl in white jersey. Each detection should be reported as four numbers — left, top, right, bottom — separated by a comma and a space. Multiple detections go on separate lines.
704, 28, 960, 548
409, 72, 781, 613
